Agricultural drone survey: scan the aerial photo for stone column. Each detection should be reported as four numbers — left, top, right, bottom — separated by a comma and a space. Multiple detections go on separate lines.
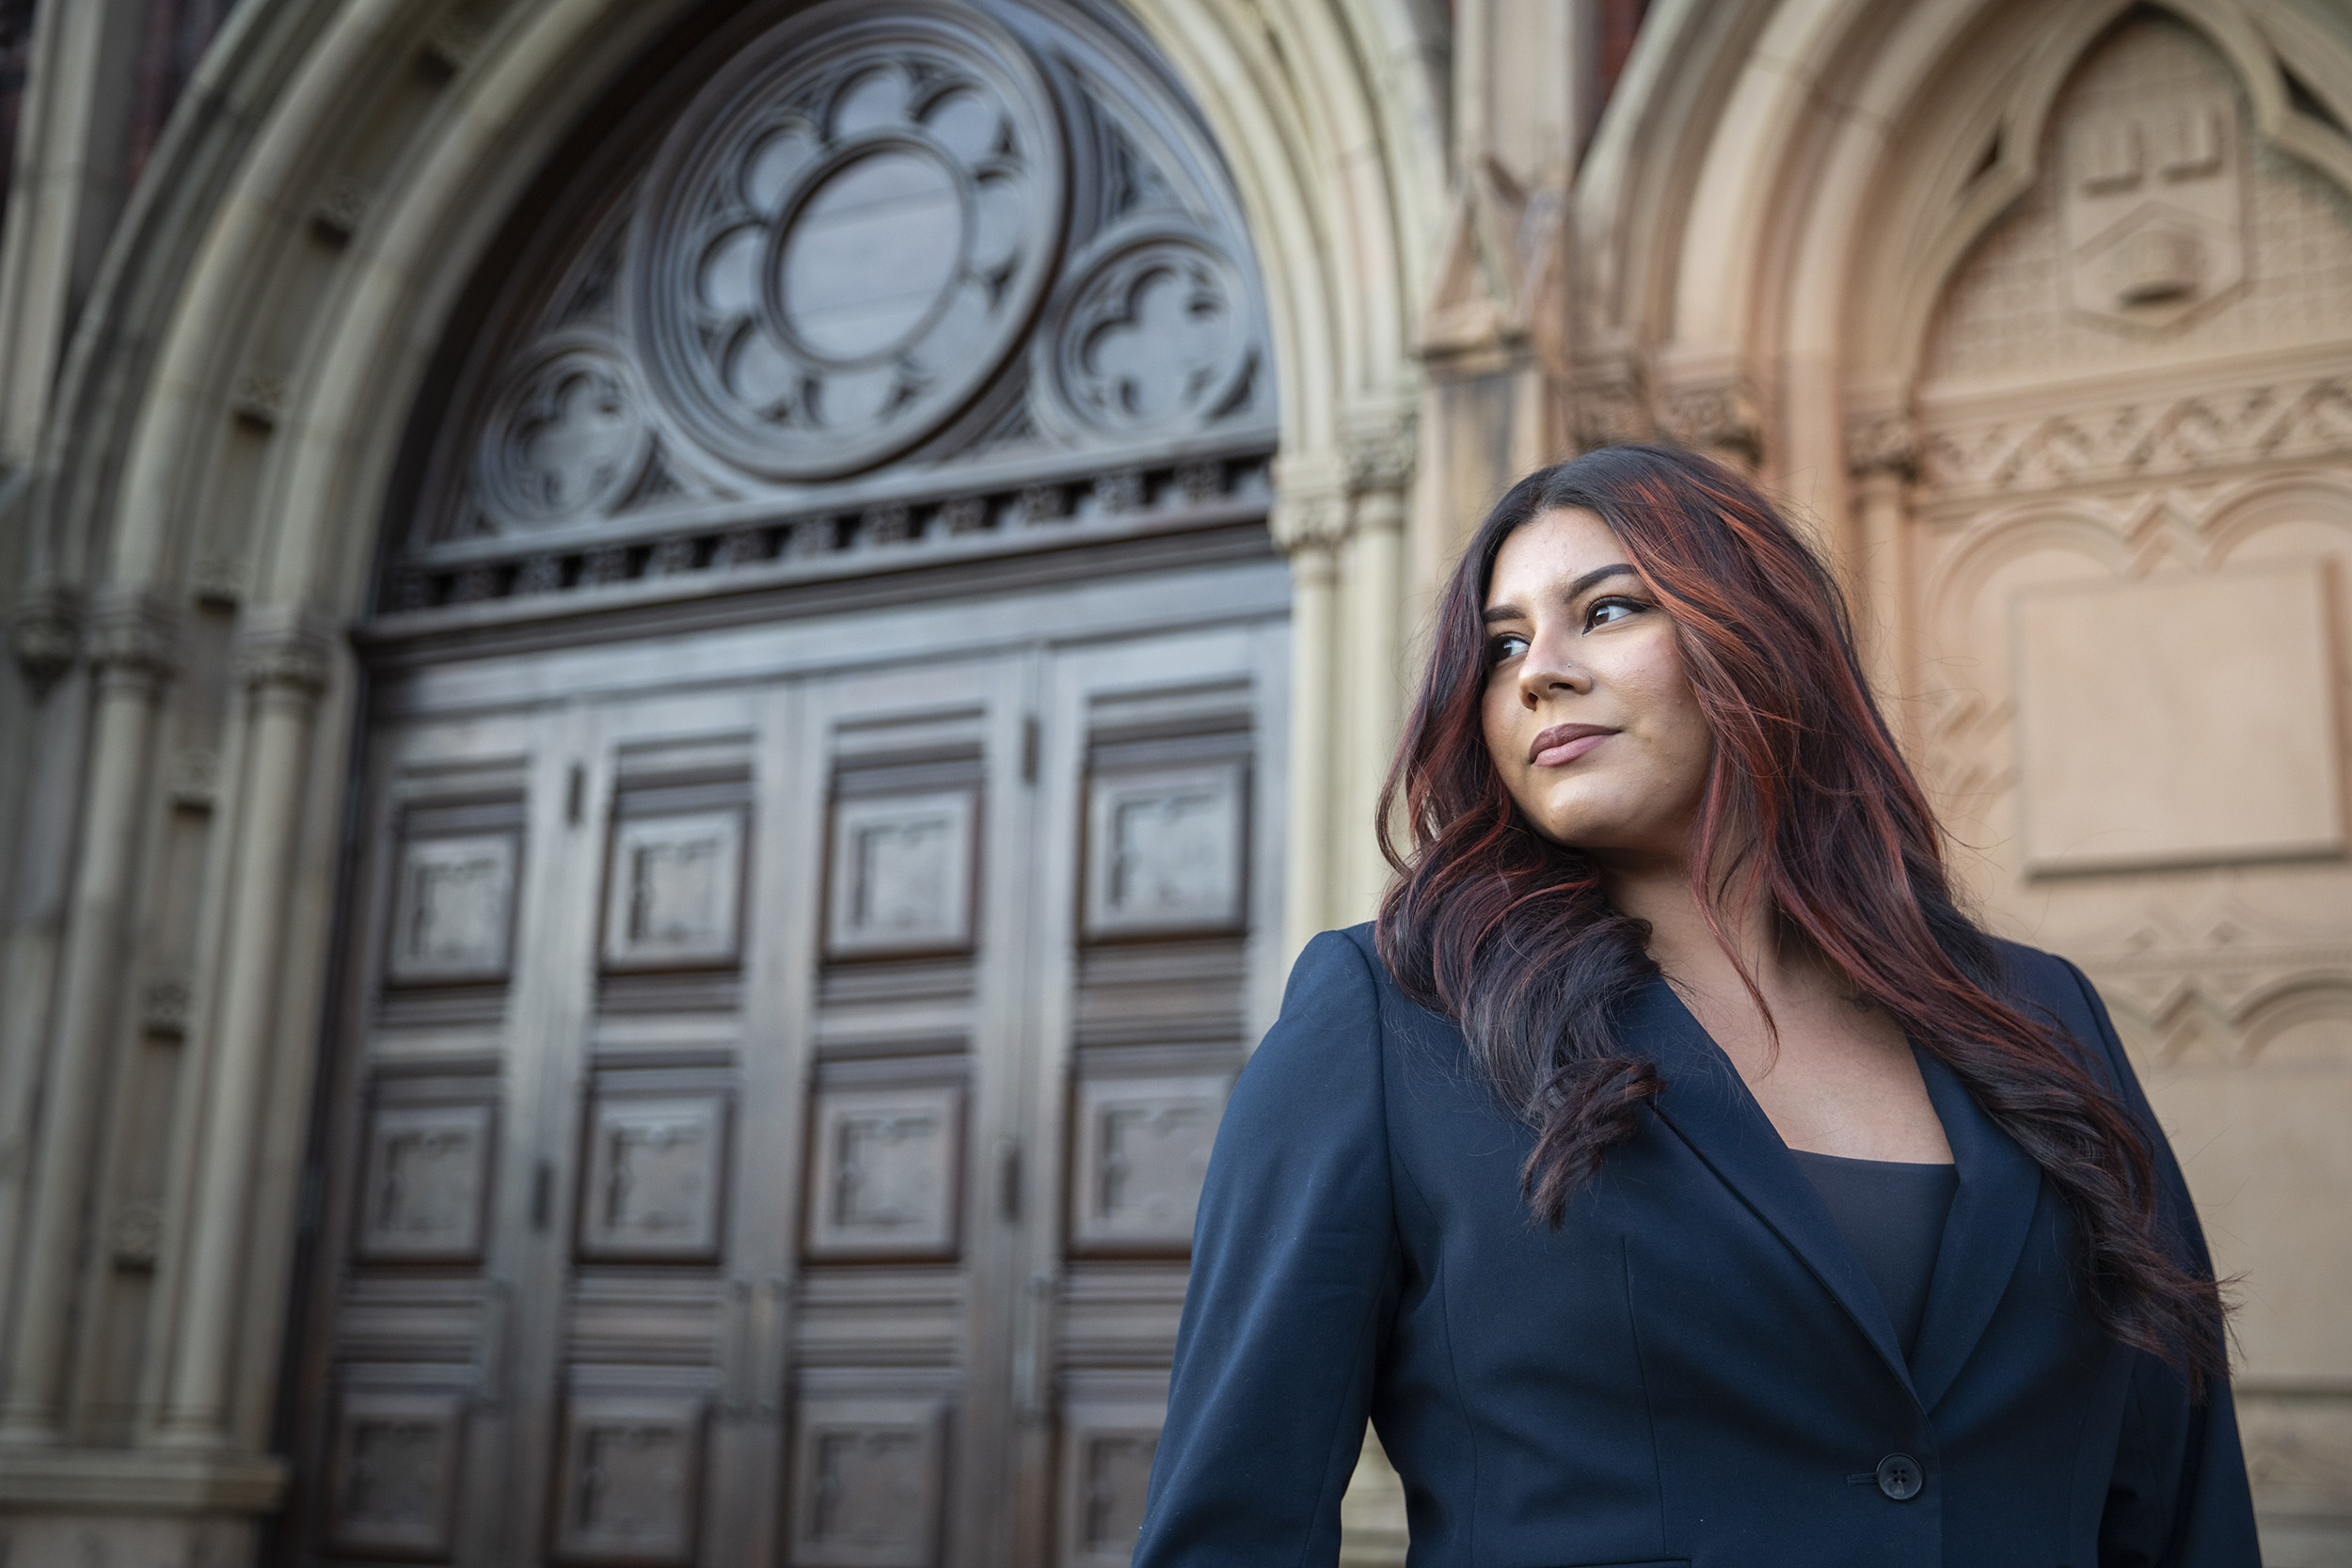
1271, 470, 1350, 956
151, 608, 333, 1449
0, 586, 176, 1442
1845, 411, 1918, 744
1341, 420, 1416, 919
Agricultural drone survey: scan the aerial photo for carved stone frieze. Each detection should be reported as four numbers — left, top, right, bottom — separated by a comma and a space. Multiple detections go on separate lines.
382, 452, 1264, 616
1919, 373, 2352, 494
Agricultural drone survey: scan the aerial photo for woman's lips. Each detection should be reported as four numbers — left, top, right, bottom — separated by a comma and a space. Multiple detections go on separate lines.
1529, 723, 1614, 768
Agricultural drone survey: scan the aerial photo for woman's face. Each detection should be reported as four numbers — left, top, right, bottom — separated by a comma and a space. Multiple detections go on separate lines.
1479, 507, 1715, 866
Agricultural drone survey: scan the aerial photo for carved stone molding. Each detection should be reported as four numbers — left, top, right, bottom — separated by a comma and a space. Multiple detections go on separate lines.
142, 975, 192, 1037
1846, 411, 1919, 481
1660, 378, 1763, 466
380, 452, 1267, 617
87, 588, 181, 690
311, 178, 371, 245
234, 609, 336, 698
109, 1202, 162, 1269
10, 583, 80, 695
168, 749, 219, 808
1920, 373, 2352, 495
231, 369, 286, 432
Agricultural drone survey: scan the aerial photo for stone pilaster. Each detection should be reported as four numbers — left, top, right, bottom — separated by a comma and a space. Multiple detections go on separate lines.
152, 607, 335, 1450
0, 589, 179, 1442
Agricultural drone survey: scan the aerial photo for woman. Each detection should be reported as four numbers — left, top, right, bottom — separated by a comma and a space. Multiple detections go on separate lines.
1135, 446, 2255, 1566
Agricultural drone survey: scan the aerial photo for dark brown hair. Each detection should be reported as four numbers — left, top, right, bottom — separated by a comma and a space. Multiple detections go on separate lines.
1375, 443, 2226, 1387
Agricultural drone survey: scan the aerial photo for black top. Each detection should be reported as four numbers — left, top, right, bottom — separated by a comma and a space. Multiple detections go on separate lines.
1788, 1149, 1960, 1359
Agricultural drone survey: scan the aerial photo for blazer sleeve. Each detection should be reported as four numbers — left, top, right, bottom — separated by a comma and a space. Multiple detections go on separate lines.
1133, 930, 1402, 1568
2047, 958, 2262, 1568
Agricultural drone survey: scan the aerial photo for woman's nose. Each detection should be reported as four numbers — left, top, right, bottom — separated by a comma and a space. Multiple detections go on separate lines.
1518, 631, 1591, 704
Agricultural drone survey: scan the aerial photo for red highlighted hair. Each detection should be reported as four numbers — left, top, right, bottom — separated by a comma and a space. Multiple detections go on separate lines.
1375, 444, 2226, 1387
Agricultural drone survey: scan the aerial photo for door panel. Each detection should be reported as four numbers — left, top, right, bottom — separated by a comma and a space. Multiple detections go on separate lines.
294, 572, 1285, 1567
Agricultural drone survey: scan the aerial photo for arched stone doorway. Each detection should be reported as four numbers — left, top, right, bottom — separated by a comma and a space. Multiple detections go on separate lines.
0, 0, 1434, 1560
284, 1, 1287, 1562
1573, 0, 2352, 1554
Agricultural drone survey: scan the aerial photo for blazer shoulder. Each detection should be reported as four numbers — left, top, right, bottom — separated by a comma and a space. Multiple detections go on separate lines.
1984, 936, 2135, 1086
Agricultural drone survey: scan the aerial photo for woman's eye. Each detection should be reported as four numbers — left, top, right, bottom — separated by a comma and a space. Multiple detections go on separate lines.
1584, 596, 1644, 629
1487, 632, 1530, 663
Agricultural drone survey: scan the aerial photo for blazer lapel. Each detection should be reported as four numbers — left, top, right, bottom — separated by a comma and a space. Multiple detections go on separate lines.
1629, 977, 1918, 1399
1905, 1048, 2042, 1411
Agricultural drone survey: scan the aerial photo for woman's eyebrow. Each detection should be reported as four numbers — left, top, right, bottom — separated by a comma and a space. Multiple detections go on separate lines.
1482, 563, 1638, 625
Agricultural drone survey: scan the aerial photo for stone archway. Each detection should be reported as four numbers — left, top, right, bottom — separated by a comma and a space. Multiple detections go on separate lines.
0, 0, 1438, 1559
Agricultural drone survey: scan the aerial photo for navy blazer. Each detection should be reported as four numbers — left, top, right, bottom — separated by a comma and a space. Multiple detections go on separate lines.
1136, 926, 2258, 1567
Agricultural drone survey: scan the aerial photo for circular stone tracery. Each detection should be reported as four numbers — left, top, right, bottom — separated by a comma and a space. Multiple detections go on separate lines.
626, 3, 1066, 482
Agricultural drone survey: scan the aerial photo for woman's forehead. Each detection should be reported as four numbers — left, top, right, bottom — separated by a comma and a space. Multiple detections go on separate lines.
1486, 508, 1624, 602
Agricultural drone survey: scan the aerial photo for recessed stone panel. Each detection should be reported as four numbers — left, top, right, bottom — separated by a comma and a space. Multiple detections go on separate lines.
1070, 1073, 1228, 1254
2011, 565, 2344, 873
326, 1387, 466, 1559
603, 811, 746, 971
825, 791, 977, 958
786, 1395, 946, 1568
1083, 763, 1247, 939
356, 1102, 496, 1264
550, 1392, 707, 1565
388, 833, 518, 984
577, 1093, 730, 1262
804, 1085, 964, 1260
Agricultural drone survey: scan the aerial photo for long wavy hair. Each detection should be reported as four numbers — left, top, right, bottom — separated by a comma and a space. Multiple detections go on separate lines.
1375, 444, 2226, 1387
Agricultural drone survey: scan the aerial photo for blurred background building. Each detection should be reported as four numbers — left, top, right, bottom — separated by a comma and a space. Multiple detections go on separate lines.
0, 0, 2344, 1563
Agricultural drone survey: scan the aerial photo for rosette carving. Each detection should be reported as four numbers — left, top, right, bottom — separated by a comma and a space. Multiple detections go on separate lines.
624, 1, 1066, 481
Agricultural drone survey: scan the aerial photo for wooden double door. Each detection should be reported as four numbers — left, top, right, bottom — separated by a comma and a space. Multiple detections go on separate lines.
287, 565, 1289, 1567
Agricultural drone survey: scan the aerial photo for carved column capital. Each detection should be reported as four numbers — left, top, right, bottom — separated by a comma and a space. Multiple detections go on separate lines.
1269, 485, 1351, 557
1846, 410, 1919, 483
10, 583, 81, 695
1343, 415, 1418, 499
1661, 377, 1764, 467
87, 587, 182, 692
1573, 357, 1651, 452
234, 607, 338, 700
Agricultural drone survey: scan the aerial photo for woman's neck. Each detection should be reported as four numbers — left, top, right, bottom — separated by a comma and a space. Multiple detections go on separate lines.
1601, 852, 1795, 1003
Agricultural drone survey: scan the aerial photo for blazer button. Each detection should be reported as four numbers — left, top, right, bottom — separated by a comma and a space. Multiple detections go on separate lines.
1875, 1453, 1924, 1501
